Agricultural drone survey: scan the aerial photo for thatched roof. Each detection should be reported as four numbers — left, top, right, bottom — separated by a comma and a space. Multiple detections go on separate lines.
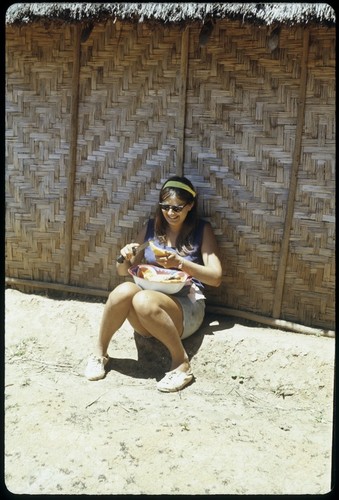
5, 2, 336, 27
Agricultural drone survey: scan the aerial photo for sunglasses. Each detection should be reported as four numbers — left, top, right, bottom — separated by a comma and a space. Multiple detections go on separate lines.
159, 203, 187, 213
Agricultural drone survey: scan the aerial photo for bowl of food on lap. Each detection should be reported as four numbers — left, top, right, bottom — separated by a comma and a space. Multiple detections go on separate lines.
128, 264, 191, 294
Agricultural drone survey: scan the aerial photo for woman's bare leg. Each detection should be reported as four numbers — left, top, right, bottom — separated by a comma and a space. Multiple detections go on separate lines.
129, 290, 189, 371
93, 281, 141, 357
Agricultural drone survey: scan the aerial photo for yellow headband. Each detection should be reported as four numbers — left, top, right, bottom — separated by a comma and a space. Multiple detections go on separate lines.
163, 180, 196, 198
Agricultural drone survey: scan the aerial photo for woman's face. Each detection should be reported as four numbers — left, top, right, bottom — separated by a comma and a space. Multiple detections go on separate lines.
160, 194, 194, 228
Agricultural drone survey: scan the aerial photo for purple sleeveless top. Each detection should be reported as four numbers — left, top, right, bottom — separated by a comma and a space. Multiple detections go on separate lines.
143, 218, 206, 293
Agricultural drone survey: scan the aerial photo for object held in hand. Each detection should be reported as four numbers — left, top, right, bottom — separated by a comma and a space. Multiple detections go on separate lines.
117, 240, 152, 263
149, 240, 168, 257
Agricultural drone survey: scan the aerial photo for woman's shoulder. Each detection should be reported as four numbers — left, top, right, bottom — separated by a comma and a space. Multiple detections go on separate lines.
198, 218, 209, 227
190, 218, 208, 246
144, 218, 154, 227
195, 218, 218, 245
144, 218, 155, 239
196, 218, 209, 234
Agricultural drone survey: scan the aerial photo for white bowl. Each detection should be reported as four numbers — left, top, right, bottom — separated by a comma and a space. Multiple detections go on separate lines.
128, 264, 191, 294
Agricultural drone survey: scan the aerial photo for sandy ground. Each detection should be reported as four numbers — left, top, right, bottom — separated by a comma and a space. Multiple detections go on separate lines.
4, 288, 335, 495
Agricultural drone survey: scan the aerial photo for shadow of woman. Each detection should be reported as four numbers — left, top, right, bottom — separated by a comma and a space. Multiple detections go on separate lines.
107, 313, 235, 381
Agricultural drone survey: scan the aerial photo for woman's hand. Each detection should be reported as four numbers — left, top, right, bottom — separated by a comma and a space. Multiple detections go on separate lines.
117, 242, 146, 276
156, 251, 183, 269
119, 243, 140, 263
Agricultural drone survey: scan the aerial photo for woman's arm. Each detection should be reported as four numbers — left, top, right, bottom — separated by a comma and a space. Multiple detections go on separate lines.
157, 222, 223, 287
181, 222, 222, 287
116, 225, 147, 276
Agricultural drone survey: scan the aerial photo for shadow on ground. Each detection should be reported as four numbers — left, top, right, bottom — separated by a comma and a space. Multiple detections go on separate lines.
107, 313, 235, 381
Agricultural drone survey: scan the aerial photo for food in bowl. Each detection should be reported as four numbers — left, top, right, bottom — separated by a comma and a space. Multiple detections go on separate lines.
138, 267, 185, 283
128, 265, 191, 294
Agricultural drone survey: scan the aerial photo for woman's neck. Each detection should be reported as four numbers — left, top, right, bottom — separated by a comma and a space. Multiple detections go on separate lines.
165, 226, 182, 247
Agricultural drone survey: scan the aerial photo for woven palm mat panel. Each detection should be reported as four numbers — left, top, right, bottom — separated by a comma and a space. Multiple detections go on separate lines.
5, 25, 73, 283
70, 22, 182, 290
280, 27, 335, 328
183, 23, 335, 329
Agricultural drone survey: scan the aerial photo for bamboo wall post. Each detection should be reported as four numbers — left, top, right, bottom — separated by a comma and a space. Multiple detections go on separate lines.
176, 26, 189, 176
272, 28, 310, 318
64, 24, 82, 284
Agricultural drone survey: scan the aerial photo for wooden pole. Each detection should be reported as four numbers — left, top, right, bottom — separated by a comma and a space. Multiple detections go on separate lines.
6, 276, 109, 298
64, 24, 81, 284
176, 26, 189, 176
206, 304, 334, 338
272, 28, 310, 318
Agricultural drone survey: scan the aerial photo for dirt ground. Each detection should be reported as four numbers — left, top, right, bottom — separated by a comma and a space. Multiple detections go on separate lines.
4, 287, 335, 495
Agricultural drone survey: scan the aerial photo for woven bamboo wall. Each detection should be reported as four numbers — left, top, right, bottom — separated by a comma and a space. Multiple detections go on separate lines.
183, 23, 336, 328
5, 20, 335, 330
6, 25, 73, 282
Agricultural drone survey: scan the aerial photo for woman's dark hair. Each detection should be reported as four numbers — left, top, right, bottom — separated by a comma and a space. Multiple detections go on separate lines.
154, 176, 199, 255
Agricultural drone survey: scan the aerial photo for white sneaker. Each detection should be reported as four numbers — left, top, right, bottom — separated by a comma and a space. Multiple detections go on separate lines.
85, 354, 109, 381
157, 367, 194, 392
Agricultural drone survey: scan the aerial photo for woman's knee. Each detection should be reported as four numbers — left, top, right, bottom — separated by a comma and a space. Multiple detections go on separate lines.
108, 281, 140, 304
132, 290, 158, 316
